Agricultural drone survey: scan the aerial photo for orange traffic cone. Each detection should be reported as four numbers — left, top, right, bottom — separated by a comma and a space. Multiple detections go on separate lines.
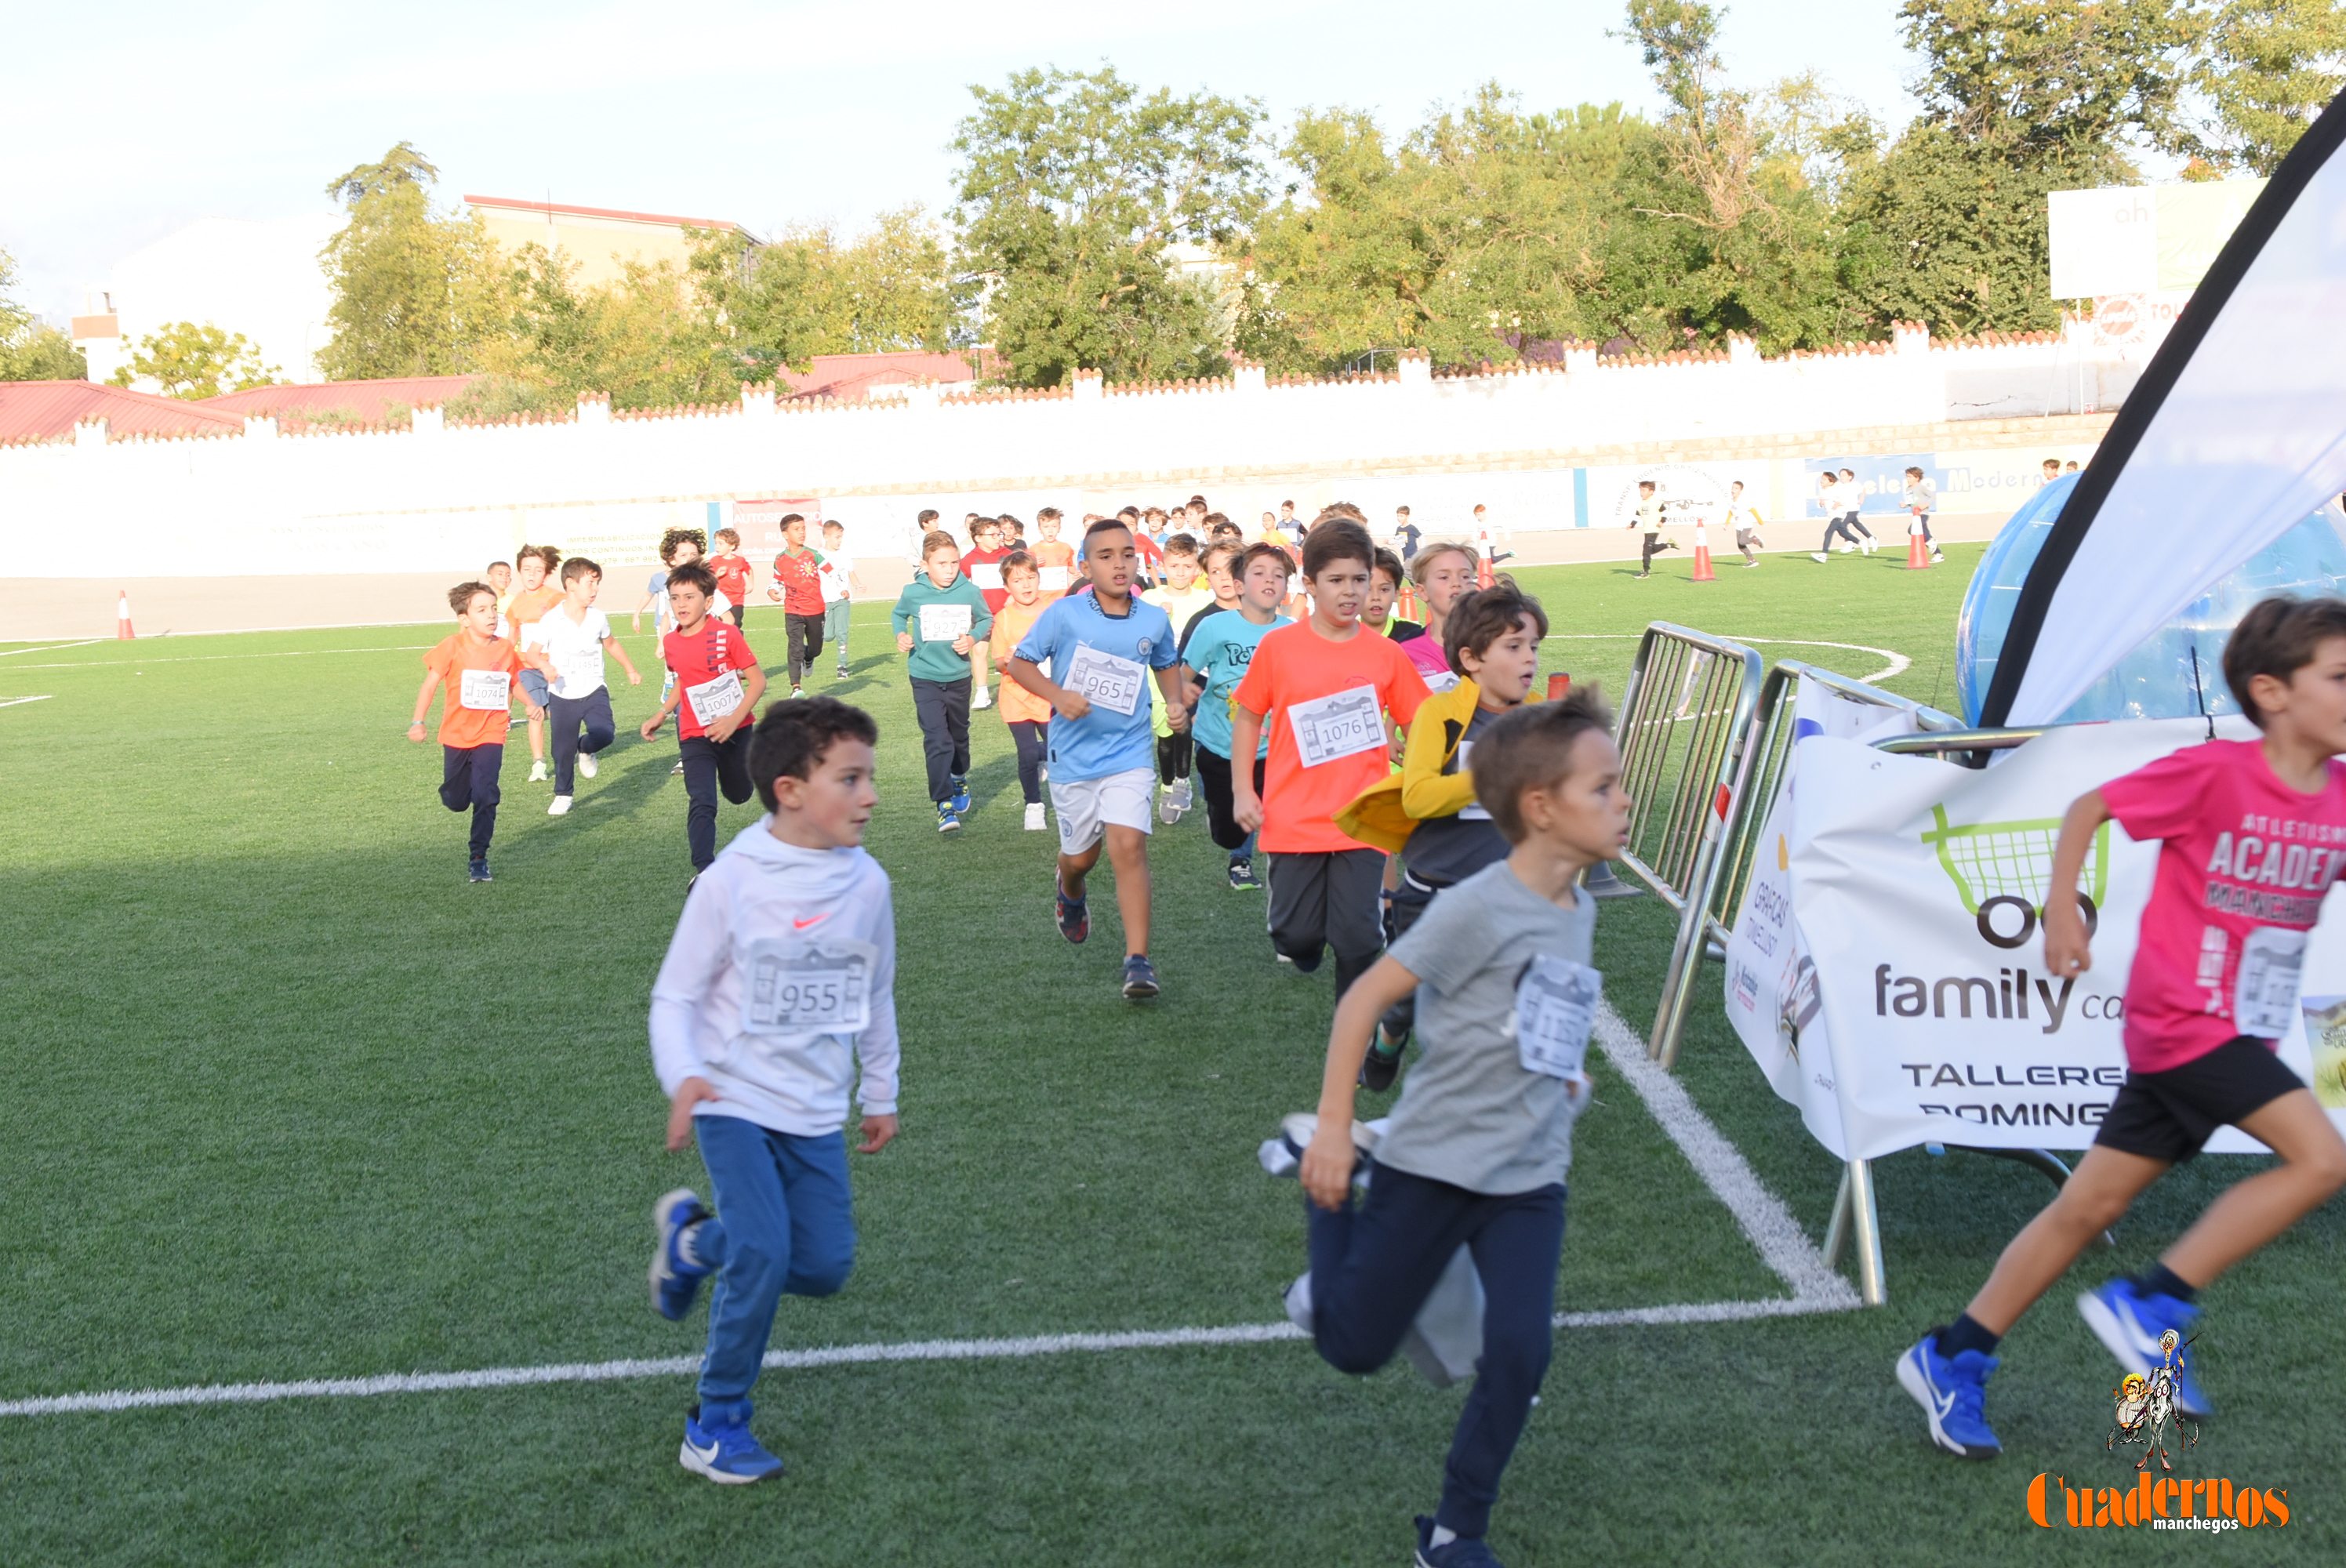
116, 590, 136, 640
1690, 521, 1716, 583
1398, 578, 1419, 622
1546, 673, 1571, 702
1905, 518, 1931, 570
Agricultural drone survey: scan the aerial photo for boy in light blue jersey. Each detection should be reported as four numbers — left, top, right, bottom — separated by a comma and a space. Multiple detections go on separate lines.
1182, 541, 1292, 891
1008, 519, 1190, 1000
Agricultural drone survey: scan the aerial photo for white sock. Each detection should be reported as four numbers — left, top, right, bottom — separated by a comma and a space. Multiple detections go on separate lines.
1429, 1526, 1458, 1548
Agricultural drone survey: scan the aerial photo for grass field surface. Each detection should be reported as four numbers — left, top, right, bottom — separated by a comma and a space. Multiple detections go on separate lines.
2, 543, 2337, 1564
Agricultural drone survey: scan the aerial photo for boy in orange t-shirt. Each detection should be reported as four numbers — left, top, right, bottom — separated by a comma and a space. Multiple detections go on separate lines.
1230, 515, 1429, 1000
989, 550, 1062, 833
409, 579, 549, 881
506, 544, 569, 783
1030, 507, 1077, 593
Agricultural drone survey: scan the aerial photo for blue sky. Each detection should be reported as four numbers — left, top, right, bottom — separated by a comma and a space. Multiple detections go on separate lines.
2, 0, 1925, 321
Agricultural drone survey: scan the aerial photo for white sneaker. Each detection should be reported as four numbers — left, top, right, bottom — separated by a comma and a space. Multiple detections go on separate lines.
1159, 784, 1185, 824
1930, 548, 1945, 561
579, 752, 598, 779
548, 794, 572, 816
528, 760, 550, 782
1169, 776, 1193, 814
1024, 802, 1047, 832
971, 685, 993, 710
1810, 551, 1829, 564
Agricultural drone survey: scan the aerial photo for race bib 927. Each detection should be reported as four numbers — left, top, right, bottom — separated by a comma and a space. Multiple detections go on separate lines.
1288, 686, 1385, 768
743, 937, 876, 1036
458, 669, 512, 710
918, 604, 974, 644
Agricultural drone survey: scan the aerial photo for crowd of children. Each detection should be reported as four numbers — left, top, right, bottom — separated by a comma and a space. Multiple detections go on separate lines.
391, 498, 2346, 1568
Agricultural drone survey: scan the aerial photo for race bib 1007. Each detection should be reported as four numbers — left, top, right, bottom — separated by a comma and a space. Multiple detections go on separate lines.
743, 937, 876, 1036
459, 668, 512, 711
685, 669, 744, 727
1066, 643, 1146, 716
918, 604, 974, 644
1513, 954, 1601, 1080
1288, 686, 1385, 768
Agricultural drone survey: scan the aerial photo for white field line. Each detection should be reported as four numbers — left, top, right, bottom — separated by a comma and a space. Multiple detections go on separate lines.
1, 645, 436, 672
1545, 633, 1910, 684
0, 639, 100, 658
0, 695, 54, 710
0, 1007, 1855, 1421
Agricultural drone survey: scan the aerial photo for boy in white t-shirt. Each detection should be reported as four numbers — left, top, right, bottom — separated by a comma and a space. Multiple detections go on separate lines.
818, 520, 862, 679
526, 556, 644, 815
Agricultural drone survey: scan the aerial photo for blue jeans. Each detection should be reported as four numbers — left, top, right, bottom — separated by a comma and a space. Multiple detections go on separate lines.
1307, 1163, 1567, 1540
693, 1116, 857, 1425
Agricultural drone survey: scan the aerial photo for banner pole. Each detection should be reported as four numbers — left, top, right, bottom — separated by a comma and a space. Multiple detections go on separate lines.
1846, 1157, 1888, 1306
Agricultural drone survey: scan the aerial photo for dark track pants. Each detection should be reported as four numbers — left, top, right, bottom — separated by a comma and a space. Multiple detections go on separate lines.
549, 688, 615, 794
1308, 1163, 1567, 1540
1009, 719, 1048, 804
1196, 746, 1263, 856
439, 742, 503, 858
786, 612, 826, 688
1266, 847, 1385, 996
910, 676, 971, 803
680, 729, 754, 869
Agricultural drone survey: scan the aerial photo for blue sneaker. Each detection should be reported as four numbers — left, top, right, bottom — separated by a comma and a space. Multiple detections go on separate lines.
1055, 877, 1088, 944
936, 801, 961, 834
648, 1188, 711, 1322
1896, 1334, 2001, 1458
2079, 1278, 2211, 1420
950, 775, 971, 815
468, 857, 492, 883
679, 1407, 784, 1485
1415, 1515, 1507, 1567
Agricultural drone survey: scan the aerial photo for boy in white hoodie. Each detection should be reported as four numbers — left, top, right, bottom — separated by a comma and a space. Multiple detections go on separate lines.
644, 695, 902, 1484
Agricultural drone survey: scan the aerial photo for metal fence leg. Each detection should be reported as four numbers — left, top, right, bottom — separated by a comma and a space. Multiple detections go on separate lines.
1824, 1168, 1853, 1269
1827, 1158, 1888, 1305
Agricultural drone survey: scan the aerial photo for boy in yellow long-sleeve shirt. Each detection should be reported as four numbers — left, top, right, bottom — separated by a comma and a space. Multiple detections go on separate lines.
1338, 583, 1549, 1092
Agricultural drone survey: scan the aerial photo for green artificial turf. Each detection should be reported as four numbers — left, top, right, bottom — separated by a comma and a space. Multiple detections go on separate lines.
1, 546, 2336, 1564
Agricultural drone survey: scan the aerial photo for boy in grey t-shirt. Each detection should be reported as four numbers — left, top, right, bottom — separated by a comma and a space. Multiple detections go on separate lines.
1291, 688, 1629, 1568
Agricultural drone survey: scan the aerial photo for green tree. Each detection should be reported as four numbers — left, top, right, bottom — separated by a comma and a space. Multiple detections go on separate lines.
951, 65, 1266, 387
688, 205, 957, 381
317, 142, 506, 379
0, 249, 88, 381
1897, 0, 2207, 156
480, 246, 735, 412
108, 321, 279, 399
2186, 0, 2346, 173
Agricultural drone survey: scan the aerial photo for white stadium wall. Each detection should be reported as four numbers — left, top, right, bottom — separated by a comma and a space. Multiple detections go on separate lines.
0, 324, 2138, 638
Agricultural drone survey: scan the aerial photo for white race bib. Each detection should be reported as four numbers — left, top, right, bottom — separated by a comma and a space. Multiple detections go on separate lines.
1038, 565, 1071, 591
1066, 643, 1146, 716
1422, 670, 1461, 694
685, 669, 744, 728
2236, 927, 2308, 1037
459, 668, 511, 711
556, 644, 603, 695
919, 604, 973, 644
1288, 686, 1386, 768
968, 564, 1004, 591
1513, 954, 1601, 1080
743, 937, 876, 1036
1454, 739, 1491, 820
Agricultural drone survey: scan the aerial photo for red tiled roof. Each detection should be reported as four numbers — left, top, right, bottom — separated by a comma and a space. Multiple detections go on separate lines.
0, 381, 243, 442
201, 376, 480, 421
777, 351, 979, 403
463, 194, 746, 233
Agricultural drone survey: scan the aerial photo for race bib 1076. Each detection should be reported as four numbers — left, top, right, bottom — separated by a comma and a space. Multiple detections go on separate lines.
1288, 686, 1385, 768
743, 937, 876, 1036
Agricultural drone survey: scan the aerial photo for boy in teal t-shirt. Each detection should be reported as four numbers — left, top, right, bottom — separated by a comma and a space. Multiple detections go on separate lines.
1179, 540, 1293, 890
891, 529, 994, 832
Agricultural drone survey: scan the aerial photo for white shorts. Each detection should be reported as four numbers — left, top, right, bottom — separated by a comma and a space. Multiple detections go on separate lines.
1051, 766, 1154, 854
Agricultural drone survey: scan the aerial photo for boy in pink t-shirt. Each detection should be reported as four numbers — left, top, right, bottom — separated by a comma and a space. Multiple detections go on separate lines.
1898, 595, 2346, 1462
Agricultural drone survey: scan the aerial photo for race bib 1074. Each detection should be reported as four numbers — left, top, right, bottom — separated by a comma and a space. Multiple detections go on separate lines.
1288, 686, 1385, 768
743, 937, 876, 1036
459, 668, 512, 711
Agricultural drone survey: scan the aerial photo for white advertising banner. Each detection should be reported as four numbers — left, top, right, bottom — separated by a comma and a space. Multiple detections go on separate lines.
1728, 716, 2346, 1161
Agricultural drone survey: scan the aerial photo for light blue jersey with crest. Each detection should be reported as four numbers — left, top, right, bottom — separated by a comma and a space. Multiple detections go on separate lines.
1013, 592, 1178, 782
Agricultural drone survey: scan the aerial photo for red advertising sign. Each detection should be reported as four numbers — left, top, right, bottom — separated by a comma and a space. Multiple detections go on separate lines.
732, 498, 823, 554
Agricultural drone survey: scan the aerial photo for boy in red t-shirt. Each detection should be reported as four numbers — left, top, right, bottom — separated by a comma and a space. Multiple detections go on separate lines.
961, 516, 1011, 711
706, 528, 754, 628
1900, 594, 2346, 1461
409, 579, 549, 882
764, 513, 826, 699
641, 562, 768, 876
1229, 515, 1430, 1004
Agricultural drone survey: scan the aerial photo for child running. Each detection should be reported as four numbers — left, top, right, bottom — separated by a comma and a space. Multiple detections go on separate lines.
961, 517, 1011, 711
645, 695, 900, 1485
408, 580, 548, 882
1394, 543, 1480, 690
989, 549, 1061, 833
507, 545, 568, 782
892, 531, 995, 833
818, 520, 862, 677
1183, 541, 1293, 890
1287, 688, 1624, 1568
706, 528, 754, 627
1030, 507, 1076, 593
766, 513, 826, 699
1627, 481, 1675, 579
1367, 547, 1407, 637
1230, 516, 1431, 1000
1344, 585, 1549, 1092
1182, 539, 1245, 647
1146, 533, 1216, 824
524, 556, 644, 816
1723, 481, 1765, 568
640, 562, 767, 877
1007, 518, 1189, 1000
1898, 595, 2346, 1460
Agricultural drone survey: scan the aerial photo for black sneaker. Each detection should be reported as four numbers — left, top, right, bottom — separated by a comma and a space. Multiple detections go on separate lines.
1055, 877, 1088, 944
1360, 1029, 1406, 1092
1228, 856, 1260, 891
468, 857, 492, 883
1121, 954, 1160, 999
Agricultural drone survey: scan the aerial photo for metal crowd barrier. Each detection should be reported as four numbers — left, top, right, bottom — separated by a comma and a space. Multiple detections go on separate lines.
1609, 624, 1765, 1069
